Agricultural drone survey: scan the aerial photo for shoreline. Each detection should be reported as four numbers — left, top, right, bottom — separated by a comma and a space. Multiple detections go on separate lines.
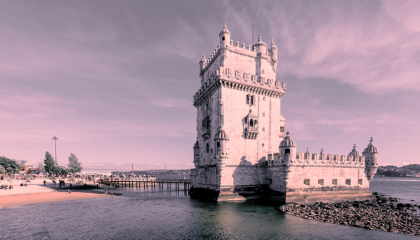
0, 178, 118, 210
0, 190, 114, 210
280, 193, 420, 236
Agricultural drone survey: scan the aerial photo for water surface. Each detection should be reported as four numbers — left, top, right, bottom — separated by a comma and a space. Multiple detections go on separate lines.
0, 177, 418, 239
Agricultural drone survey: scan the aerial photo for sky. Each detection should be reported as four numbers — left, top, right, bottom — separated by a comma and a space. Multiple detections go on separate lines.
1, 0, 419, 170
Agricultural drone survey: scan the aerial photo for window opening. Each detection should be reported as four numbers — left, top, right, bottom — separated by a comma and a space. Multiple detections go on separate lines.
285, 149, 290, 154
250, 119, 254, 127
304, 179, 310, 186
346, 179, 351, 185
280, 126, 285, 132
206, 143, 209, 153
246, 95, 249, 104
358, 179, 362, 185
318, 179, 324, 186
222, 37, 225, 40
332, 179, 337, 185
250, 96, 254, 105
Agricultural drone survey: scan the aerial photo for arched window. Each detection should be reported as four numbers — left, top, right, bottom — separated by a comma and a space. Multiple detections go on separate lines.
250, 96, 254, 105
246, 95, 249, 104
250, 119, 254, 127
206, 143, 209, 153
222, 37, 225, 41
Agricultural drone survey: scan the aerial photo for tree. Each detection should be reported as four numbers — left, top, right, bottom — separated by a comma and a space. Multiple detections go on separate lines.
68, 153, 82, 173
19, 160, 27, 165
44, 151, 55, 174
51, 165, 70, 176
0, 156, 23, 173
36, 161, 44, 174
0, 165, 5, 174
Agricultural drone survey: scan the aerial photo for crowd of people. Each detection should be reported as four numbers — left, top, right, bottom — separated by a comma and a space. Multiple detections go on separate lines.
0, 174, 37, 191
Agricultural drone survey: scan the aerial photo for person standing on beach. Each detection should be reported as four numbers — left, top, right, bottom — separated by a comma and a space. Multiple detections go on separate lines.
43, 180, 46, 186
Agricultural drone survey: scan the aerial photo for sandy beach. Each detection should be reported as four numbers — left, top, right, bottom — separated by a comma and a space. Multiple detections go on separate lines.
0, 178, 111, 210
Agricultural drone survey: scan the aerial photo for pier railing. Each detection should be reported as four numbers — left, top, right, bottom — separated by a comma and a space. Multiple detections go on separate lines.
96, 178, 190, 191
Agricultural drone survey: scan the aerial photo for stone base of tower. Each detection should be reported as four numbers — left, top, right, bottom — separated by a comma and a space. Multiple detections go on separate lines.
189, 185, 265, 202
282, 188, 375, 205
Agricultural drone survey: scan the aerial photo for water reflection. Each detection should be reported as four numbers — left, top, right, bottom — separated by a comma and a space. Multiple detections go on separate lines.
0, 181, 417, 240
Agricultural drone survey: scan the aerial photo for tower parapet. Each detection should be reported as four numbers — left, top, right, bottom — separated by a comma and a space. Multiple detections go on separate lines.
194, 23, 286, 106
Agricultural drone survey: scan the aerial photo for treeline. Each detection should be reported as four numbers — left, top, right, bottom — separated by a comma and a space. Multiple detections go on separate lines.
377, 164, 420, 177
0, 156, 24, 174
0, 151, 83, 176
113, 169, 190, 176
44, 151, 83, 175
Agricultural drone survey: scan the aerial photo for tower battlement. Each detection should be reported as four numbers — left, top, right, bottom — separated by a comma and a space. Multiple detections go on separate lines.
194, 23, 285, 106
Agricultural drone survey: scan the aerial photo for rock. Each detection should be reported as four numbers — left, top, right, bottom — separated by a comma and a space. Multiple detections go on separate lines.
355, 220, 365, 227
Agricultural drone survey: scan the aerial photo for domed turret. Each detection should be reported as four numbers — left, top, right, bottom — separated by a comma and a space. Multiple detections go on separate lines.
280, 131, 296, 147
199, 53, 206, 71
363, 137, 379, 181
214, 127, 229, 140
252, 35, 267, 54
214, 126, 229, 161
363, 137, 379, 154
193, 140, 200, 167
219, 23, 231, 47
279, 131, 297, 164
348, 144, 360, 157
269, 39, 278, 72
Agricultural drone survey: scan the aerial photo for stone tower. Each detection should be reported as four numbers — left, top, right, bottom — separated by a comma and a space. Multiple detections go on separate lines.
190, 23, 287, 201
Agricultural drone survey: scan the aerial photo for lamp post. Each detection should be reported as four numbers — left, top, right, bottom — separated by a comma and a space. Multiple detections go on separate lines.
52, 136, 58, 165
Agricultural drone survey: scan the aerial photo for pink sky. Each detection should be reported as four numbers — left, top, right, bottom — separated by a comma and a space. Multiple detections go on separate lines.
1, 0, 419, 170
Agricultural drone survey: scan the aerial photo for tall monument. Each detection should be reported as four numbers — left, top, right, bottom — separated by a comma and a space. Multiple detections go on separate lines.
190, 23, 379, 203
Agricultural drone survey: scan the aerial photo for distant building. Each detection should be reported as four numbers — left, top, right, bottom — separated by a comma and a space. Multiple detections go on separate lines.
189, 23, 379, 204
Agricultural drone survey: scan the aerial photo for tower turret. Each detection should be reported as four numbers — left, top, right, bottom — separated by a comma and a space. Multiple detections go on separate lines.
363, 137, 379, 181
348, 144, 360, 157
199, 54, 206, 71
193, 140, 200, 167
252, 35, 267, 54
214, 126, 229, 162
219, 23, 231, 48
269, 39, 278, 72
279, 131, 297, 164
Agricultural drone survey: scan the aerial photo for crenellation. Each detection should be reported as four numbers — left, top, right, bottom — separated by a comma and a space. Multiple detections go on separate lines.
190, 23, 378, 204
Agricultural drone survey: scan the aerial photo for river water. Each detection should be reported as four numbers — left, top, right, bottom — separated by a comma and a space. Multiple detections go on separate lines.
0, 177, 418, 240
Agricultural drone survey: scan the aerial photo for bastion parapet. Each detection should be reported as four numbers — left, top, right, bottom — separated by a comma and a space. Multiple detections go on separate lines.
189, 23, 379, 204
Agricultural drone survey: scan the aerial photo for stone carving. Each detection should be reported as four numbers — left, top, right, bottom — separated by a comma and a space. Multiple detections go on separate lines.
258, 77, 265, 86
267, 79, 273, 87
275, 80, 281, 89
251, 75, 257, 84
282, 82, 286, 91
243, 73, 249, 82
226, 68, 232, 78
235, 70, 241, 80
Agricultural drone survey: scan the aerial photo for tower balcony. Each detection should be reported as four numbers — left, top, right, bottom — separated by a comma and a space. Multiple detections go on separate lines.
245, 127, 258, 139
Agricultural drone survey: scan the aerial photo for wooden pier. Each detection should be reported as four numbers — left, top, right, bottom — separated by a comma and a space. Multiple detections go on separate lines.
97, 179, 190, 191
